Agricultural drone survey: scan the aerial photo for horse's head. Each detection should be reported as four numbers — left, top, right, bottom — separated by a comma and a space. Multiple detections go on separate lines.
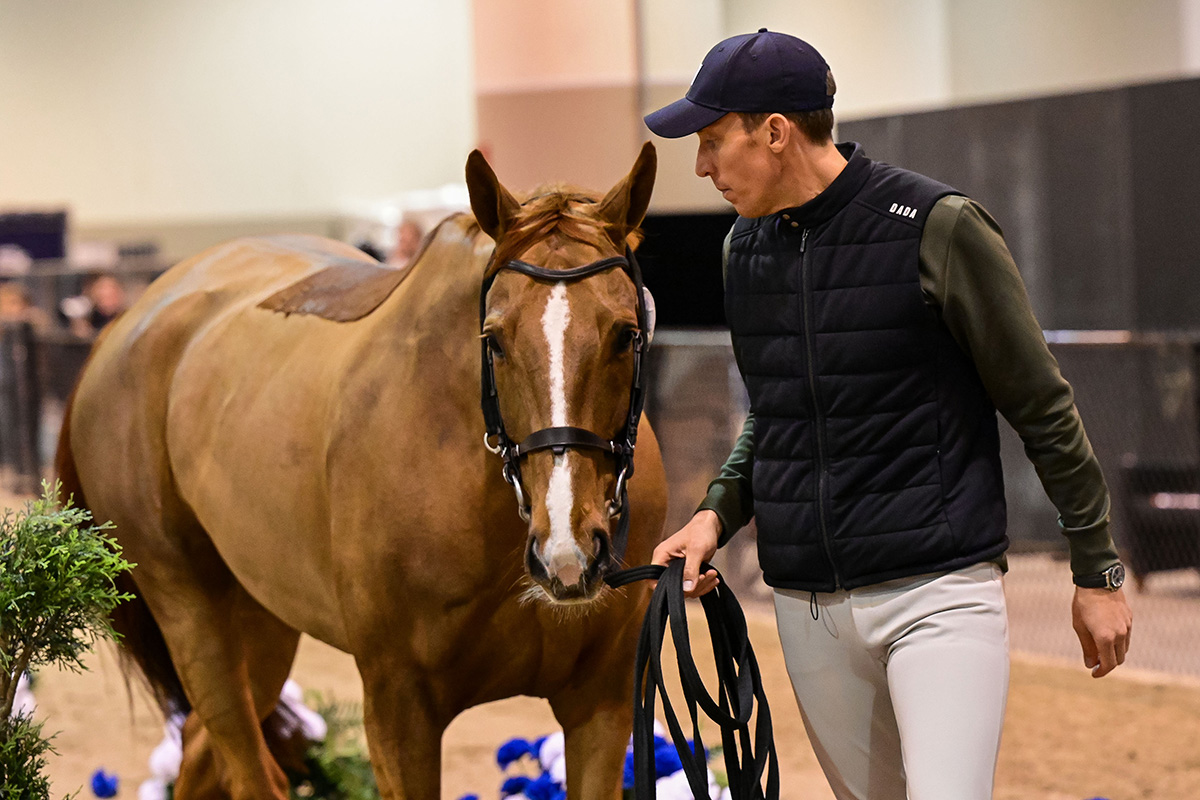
467, 143, 657, 605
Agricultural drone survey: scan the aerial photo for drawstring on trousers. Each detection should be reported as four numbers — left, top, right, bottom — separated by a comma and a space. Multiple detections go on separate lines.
810, 591, 820, 621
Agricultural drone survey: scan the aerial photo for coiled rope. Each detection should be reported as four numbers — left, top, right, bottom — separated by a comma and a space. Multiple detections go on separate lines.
605, 560, 780, 799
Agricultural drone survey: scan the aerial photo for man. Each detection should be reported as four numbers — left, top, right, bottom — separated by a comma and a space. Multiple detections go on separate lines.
644, 29, 1133, 800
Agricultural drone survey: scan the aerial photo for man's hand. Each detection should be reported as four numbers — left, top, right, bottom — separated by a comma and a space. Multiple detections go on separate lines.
1071, 587, 1133, 678
651, 510, 722, 598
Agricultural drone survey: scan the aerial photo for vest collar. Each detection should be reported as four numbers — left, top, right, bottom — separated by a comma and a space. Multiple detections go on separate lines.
770, 142, 871, 229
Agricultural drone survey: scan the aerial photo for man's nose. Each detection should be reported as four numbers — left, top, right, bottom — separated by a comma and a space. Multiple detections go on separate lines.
695, 149, 710, 178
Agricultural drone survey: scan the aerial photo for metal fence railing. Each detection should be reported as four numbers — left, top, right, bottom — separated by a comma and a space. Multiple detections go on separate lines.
645, 329, 1200, 677
3, 325, 1196, 675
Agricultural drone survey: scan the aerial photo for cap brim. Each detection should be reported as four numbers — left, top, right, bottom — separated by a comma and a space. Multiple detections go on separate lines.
643, 97, 728, 138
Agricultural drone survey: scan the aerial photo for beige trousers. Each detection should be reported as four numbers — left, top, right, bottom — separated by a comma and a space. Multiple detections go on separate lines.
774, 562, 1009, 800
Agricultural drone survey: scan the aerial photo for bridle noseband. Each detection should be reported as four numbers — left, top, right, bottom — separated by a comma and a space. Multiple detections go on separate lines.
479, 247, 649, 566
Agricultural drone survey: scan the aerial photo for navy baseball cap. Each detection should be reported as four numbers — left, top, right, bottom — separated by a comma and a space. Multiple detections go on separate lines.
644, 28, 834, 139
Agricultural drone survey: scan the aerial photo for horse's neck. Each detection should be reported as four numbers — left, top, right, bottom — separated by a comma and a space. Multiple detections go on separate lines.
375, 213, 492, 356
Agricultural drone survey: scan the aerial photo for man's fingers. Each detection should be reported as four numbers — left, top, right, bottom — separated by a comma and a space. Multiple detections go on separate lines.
1077, 628, 1099, 670
651, 533, 688, 567
681, 549, 703, 592
686, 569, 720, 598
1093, 638, 1118, 678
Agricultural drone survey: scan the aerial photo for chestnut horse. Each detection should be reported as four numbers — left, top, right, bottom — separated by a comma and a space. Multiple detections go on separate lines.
56, 144, 668, 799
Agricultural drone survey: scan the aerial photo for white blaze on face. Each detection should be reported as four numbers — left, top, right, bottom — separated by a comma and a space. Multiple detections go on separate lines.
541, 282, 584, 585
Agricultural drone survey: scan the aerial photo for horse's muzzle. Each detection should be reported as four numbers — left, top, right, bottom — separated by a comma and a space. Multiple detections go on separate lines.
525, 530, 613, 603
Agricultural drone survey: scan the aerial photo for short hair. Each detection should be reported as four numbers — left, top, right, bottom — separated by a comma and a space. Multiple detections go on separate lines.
739, 69, 836, 144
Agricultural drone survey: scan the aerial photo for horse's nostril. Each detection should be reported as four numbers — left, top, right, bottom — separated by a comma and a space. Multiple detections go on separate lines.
526, 534, 549, 582
592, 530, 610, 561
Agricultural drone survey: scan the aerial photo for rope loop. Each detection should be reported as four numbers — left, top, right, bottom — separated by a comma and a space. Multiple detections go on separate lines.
605, 560, 780, 799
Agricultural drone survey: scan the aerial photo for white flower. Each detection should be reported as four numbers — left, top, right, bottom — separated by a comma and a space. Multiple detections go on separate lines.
137, 777, 170, 800
654, 767, 724, 800
147, 735, 183, 780
279, 680, 327, 742
165, 713, 186, 744
12, 673, 35, 717
537, 731, 565, 770
655, 770, 699, 800
547, 753, 566, 784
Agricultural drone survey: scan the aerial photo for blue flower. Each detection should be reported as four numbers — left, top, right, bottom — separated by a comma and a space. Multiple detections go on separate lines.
522, 772, 563, 800
654, 739, 684, 777
497, 737, 536, 769
623, 748, 636, 788
501, 776, 532, 797
457, 796, 480, 800
90, 769, 119, 798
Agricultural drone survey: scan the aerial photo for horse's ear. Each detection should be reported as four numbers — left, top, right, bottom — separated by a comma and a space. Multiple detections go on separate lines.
596, 142, 657, 242
466, 149, 521, 242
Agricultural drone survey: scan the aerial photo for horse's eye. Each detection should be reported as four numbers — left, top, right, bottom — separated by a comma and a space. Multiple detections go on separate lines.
616, 326, 641, 354
486, 334, 505, 359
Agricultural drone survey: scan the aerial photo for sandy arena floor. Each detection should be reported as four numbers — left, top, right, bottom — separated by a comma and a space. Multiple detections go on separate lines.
26, 600, 1200, 800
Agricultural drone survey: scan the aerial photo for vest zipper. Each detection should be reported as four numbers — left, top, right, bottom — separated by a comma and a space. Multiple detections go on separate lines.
799, 228, 841, 589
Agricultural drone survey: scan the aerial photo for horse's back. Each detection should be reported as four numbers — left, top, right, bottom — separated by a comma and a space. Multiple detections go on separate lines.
67, 221, 487, 648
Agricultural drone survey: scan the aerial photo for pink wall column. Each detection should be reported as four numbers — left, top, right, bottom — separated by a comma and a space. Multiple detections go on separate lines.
473, 0, 646, 196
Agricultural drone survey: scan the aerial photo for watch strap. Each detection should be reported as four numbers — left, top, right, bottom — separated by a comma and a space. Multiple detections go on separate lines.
1072, 571, 1109, 589
1073, 562, 1124, 590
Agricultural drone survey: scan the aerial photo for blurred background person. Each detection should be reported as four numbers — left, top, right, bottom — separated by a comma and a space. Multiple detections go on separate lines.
0, 281, 50, 333
60, 273, 128, 338
386, 217, 425, 268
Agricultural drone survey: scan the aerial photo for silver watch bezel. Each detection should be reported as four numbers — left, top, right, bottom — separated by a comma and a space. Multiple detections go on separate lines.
1104, 562, 1126, 591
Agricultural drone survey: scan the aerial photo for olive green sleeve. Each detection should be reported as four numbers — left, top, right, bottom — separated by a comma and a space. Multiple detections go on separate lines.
694, 225, 756, 546
696, 414, 756, 546
920, 195, 1120, 578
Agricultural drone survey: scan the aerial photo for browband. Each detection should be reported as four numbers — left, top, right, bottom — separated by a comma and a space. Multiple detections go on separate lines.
503, 256, 630, 282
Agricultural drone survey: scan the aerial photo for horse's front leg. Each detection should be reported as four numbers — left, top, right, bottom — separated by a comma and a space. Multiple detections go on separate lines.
550, 679, 635, 800
359, 662, 448, 800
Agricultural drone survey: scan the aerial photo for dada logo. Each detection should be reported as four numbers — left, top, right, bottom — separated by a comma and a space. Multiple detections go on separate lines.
889, 203, 918, 219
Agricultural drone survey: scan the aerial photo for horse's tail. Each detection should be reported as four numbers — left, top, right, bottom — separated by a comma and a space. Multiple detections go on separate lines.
54, 382, 193, 718
54, 380, 310, 772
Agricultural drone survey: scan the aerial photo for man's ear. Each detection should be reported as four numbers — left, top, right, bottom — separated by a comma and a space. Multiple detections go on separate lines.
766, 113, 792, 152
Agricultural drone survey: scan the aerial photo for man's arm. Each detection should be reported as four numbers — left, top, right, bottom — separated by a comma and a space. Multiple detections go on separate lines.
696, 413, 755, 547
652, 415, 753, 597
652, 226, 755, 596
921, 195, 1132, 676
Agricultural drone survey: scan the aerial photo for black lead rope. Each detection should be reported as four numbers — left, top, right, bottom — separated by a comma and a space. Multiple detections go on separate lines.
605, 561, 780, 799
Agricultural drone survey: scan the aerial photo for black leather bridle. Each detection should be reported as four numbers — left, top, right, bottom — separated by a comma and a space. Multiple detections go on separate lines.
479, 244, 778, 799
479, 246, 649, 566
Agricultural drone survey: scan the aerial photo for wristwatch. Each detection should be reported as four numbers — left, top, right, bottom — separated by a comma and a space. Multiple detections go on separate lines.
1073, 562, 1126, 591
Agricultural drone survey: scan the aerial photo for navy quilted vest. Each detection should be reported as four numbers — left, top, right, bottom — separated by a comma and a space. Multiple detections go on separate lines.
725, 143, 1008, 592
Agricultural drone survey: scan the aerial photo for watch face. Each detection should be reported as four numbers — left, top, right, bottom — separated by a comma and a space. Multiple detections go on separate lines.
1107, 563, 1126, 590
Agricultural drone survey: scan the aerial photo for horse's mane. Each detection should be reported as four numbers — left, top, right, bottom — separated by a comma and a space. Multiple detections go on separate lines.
487, 185, 643, 276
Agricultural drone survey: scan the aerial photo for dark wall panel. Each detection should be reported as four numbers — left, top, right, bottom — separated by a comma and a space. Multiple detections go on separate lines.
843, 77, 1200, 333
1129, 80, 1200, 330
1035, 89, 1136, 330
